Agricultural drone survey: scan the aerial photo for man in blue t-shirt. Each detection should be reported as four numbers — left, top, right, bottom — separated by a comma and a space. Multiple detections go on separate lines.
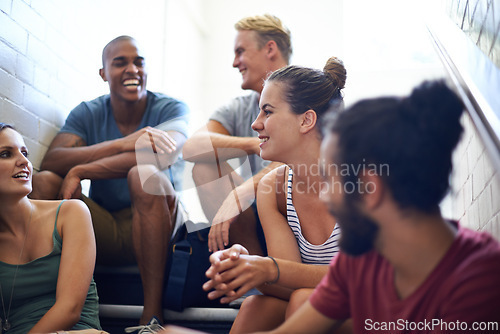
31, 35, 189, 326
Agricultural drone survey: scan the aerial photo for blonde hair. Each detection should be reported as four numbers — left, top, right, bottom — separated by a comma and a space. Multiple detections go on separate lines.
235, 14, 292, 64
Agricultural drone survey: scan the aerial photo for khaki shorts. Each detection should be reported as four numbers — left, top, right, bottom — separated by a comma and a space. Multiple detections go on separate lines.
82, 196, 186, 266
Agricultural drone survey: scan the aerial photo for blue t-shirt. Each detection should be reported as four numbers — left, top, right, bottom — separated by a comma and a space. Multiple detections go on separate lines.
60, 91, 189, 212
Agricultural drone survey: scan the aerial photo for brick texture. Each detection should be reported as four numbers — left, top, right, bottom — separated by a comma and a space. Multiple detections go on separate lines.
0, 0, 101, 171
448, 113, 500, 241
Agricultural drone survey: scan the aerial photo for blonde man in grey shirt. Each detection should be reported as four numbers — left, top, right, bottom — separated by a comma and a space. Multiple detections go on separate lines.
182, 14, 291, 255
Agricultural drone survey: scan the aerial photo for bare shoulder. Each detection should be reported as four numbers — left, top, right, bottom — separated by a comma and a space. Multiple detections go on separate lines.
57, 200, 92, 239
258, 164, 287, 193
32, 199, 89, 219
58, 199, 90, 219
29, 199, 88, 234
259, 167, 277, 185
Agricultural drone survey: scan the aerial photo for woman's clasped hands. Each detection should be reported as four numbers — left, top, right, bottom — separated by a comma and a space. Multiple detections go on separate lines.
203, 244, 278, 304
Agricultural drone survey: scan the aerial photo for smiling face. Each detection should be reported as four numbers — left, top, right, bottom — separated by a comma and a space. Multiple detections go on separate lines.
0, 128, 33, 198
233, 30, 272, 93
251, 81, 302, 162
99, 38, 147, 103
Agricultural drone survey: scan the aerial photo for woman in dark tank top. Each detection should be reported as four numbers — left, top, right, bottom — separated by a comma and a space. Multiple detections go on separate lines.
0, 123, 102, 334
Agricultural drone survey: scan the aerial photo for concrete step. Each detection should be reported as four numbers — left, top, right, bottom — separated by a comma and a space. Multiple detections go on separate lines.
99, 304, 237, 333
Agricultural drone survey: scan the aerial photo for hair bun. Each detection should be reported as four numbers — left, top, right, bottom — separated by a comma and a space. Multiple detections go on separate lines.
404, 80, 464, 150
405, 80, 463, 125
323, 57, 346, 90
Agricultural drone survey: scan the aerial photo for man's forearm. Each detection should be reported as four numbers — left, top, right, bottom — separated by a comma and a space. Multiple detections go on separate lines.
70, 152, 137, 180
183, 131, 260, 163
41, 139, 123, 176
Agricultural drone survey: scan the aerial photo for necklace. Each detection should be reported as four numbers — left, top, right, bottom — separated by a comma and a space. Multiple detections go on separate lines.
0, 201, 33, 333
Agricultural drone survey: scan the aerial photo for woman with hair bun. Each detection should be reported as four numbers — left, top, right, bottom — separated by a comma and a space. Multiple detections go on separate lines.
203, 57, 348, 333
260, 80, 500, 334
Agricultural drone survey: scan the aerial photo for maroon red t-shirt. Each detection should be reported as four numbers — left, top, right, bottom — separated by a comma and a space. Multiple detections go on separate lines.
310, 223, 500, 333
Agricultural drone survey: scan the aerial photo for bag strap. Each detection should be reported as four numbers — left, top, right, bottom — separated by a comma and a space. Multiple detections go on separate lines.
168, 167, 175, 189
165, 226, 191, 311
275, 165, 288, 217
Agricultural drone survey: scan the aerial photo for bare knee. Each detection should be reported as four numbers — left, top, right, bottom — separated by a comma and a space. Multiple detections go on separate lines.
231, 295, 288, 333
128, 166, 178, 236
238, 294, 264, 314
127, 165, 142, 194
232, 295, 265, 329
286, 288, 314, 319
30, 171, 63, 199
192, 162, 217, 186
128, 165, 175, 199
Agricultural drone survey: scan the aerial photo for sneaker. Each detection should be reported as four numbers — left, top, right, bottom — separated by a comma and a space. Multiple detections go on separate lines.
125, 316, 165, 333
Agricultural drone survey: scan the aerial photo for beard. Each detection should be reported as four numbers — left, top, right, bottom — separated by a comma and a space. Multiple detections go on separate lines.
329, 195, 379, 256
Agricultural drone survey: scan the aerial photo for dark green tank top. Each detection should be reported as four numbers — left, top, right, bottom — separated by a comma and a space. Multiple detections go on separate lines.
0, 200, 101, 333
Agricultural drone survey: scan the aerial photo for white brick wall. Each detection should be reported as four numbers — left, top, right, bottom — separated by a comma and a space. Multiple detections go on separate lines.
0, 0, 105, 171
0, 0, 208, 172
447, 113, 500, 241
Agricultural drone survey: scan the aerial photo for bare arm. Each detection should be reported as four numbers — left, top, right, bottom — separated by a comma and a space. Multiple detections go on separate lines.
205, 170, 329, 303
204, 246, 291, 303
28, 200, 96, 333
72, 130, 184, 179
40, 132, 121, 175
203, 245, 328, 303
265, 300, 340, 334
59, 131, 186, 199
241, 161, 284, 195
182, 120, 260, 163
258, 169, 329, 287
41, 127, 178, 176
213, 160, 283, 221
208, 161, 283, 252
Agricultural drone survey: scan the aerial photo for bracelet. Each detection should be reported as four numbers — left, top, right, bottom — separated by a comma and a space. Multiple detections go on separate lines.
266, 256, 280, 285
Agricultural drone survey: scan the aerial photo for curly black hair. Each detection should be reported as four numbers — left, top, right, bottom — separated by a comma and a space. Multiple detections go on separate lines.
325, 80, 464, 213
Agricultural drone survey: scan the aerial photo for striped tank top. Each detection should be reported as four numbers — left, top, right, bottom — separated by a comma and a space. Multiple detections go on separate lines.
286, 168, 341, 265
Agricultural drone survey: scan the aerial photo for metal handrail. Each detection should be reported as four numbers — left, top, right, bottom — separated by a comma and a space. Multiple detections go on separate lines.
426, 10, 500, 174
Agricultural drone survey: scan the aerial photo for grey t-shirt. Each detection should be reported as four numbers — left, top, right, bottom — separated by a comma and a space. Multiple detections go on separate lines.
209, 92, 270, 180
